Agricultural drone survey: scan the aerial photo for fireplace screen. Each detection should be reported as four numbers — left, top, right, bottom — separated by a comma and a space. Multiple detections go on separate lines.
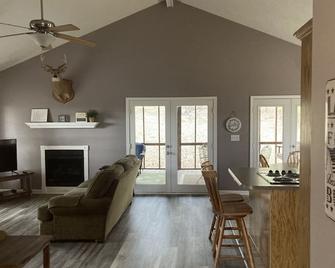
45, 150, 85, 187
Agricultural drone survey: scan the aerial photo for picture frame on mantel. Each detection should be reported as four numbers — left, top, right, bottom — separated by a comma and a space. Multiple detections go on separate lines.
31, 108, 48, 122
325, 79, 335, 222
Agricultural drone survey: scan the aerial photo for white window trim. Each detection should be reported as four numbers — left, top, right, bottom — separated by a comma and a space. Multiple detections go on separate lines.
249, 95, 300, 167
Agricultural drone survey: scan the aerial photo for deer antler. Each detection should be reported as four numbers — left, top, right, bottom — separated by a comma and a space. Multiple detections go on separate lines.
40, 54, 68, 77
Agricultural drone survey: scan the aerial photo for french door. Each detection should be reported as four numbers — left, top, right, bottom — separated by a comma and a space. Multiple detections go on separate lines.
250, 96, 300, 167
127, 97, 216, 193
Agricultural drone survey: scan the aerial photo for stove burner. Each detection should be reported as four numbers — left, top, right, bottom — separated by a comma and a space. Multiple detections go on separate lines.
258, 169, 300, 185
267, 169, 299, 178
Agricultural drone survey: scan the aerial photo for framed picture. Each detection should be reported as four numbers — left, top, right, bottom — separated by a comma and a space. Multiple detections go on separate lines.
325, 79, 335, 221
31, 108, 48, 122
75, 112, 87, 122
58, 114, 70, 122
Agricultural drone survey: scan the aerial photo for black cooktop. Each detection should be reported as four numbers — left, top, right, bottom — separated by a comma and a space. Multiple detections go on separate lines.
258, 169, 300, 185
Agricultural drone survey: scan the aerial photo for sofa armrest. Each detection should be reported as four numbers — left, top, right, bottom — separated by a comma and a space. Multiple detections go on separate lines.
49, 196, 112, 216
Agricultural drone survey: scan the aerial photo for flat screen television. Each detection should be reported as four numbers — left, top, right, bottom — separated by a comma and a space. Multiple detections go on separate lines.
0, 139, 17, 173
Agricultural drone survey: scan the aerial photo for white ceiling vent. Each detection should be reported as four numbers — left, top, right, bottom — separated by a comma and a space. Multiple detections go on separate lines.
166, 0, 174, 7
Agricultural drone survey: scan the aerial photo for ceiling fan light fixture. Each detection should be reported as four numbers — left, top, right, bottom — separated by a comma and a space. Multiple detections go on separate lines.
30, 32, 55, 49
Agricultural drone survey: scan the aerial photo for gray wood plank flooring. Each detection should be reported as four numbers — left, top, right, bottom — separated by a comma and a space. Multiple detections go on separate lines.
0, 195, 265, 268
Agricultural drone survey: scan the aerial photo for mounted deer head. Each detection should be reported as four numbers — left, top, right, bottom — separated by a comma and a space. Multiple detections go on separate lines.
40, 54, 74, 104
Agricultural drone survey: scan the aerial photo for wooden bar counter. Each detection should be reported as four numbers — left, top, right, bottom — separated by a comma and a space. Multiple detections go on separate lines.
228, 166, 299, 268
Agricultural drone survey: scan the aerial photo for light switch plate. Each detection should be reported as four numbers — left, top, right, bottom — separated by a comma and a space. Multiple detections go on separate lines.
231, 135, 240, 142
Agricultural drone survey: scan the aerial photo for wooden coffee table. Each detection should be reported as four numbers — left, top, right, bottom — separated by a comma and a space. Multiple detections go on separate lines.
0, 235, 51, 268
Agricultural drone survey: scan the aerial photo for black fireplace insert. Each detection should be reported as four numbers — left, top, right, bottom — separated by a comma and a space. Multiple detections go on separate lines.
45, 150, 85, 187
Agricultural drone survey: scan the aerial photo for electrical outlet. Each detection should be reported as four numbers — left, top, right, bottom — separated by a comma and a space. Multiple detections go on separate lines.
231, 135, 240, 142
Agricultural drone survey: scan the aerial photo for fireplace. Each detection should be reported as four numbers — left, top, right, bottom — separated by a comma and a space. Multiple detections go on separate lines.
41, 145, 89, 193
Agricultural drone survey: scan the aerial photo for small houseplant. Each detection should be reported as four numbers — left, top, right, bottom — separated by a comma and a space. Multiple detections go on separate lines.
87, 110, 98, 122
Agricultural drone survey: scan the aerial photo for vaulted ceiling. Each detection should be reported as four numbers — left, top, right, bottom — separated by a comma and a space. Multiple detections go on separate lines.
0, 0, 312, 72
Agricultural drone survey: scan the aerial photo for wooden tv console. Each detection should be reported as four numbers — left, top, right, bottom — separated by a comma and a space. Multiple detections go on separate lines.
0, 171, 33, 200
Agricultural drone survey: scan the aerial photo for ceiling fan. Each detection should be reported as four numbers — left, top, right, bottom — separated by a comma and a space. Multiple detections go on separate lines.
0, 0, 96, 50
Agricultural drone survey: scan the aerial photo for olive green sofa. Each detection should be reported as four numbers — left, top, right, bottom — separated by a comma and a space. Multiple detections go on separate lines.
37, 155, 140, 241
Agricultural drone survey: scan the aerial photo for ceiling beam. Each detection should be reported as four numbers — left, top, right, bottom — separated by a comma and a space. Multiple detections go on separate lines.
166, 0, 174, 8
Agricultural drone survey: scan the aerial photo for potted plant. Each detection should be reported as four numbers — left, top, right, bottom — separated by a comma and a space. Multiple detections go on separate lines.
87, 110, 98, 122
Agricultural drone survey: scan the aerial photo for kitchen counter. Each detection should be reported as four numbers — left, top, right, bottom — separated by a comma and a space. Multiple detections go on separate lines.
228, 165, 299, 268
228, 165, 300, 190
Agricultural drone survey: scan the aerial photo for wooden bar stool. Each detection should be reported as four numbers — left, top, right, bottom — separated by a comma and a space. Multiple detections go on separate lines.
202, 170, 255, 268
201, 161, 244, 241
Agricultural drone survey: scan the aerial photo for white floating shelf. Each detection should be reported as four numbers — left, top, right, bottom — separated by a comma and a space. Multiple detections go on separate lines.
25, 122, 100, 129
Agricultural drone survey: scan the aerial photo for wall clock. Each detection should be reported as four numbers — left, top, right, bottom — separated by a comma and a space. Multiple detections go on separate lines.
225, 117, 242, 133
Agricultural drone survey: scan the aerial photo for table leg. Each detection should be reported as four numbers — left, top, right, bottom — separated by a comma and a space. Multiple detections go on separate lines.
43, 244, 50, 268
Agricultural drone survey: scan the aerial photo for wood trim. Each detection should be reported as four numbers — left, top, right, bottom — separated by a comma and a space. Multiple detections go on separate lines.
294, 19, 313, 40
294, 20, 312, 268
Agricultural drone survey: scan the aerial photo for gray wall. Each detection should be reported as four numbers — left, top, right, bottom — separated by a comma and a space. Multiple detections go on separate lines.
0, 2, 300, 190
311, 0, 335, 266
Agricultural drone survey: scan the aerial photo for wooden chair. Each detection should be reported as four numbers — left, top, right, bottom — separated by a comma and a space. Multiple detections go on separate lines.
259, 154, 270, 168
287, 151, 300, 167
202, 170, 255, 268
201, 161, 244, 241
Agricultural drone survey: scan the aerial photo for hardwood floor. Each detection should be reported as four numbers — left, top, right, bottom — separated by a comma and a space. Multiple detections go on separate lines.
0, 195, 265, 268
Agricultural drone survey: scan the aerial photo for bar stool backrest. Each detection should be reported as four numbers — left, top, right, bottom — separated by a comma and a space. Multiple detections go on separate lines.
287, 151, 300, 166
202, 170, 223, 214
259, 154, 270, 168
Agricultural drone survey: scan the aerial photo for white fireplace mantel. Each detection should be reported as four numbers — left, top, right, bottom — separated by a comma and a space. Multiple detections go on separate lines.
26, 122, 99, 129
40, 145, 89, 194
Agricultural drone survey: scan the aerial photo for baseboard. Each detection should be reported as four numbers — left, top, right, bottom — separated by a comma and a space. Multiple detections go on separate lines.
135, 192, 208, 195
32, 189, 44, 194
219, 190, 249, 196
135, 191, 249, 196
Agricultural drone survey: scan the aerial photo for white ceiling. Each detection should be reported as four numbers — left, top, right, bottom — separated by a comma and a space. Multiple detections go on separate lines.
182, 0, 312, 44
0, 0, 160, 71
0, 0, 312, 72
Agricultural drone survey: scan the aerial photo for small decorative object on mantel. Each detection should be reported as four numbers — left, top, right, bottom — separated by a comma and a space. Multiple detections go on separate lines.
58, 114, 70, 122
0, 230, 7, 241
225, 111, 242, 133
86, 110, 98, 122
41, 54, 75, 104
75, 112, 87, 122
325, 79, 335, 222
31, 108, 48, 122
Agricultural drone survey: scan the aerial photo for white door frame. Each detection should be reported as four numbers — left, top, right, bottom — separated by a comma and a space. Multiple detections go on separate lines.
126, 97, 217, 194
249, 95, 300, 167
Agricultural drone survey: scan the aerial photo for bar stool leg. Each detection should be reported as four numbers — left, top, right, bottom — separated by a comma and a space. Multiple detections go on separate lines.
212, 215, 221, 256
209, 215, 216, 241
239, 218, 255, 268
214, 217, 226, 268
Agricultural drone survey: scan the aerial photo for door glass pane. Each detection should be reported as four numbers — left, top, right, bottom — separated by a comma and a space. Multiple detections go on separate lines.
144, 106, 159, 143
181, 106, 195, 143
196, 106, 208, 143
259, 106, 283, 165
135, 105, 166, 185
177, 105, 207, 185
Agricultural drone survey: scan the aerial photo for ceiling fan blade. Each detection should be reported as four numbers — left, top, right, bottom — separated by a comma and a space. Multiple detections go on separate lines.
0, 22, 30, 30
53, 32, 96, 47
0, 32, 34, 38
49, 24, 80, 32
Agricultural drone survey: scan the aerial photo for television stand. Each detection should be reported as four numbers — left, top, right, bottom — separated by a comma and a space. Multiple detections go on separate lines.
0, 171, 33, 201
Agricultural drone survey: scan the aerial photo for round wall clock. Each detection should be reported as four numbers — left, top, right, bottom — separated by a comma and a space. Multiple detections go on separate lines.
225, 117, 242, 133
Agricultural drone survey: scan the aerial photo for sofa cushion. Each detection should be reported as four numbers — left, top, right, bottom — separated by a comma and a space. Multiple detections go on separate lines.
48, 195, 83, 209
86, 164, 124, 198
65, 187, 87, 196
77, 178, 95, 188
114, 155, 137, 171
38, 204, 53, 222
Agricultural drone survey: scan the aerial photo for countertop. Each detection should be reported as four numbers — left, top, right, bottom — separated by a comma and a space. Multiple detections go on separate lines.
228, 164, 300, 190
